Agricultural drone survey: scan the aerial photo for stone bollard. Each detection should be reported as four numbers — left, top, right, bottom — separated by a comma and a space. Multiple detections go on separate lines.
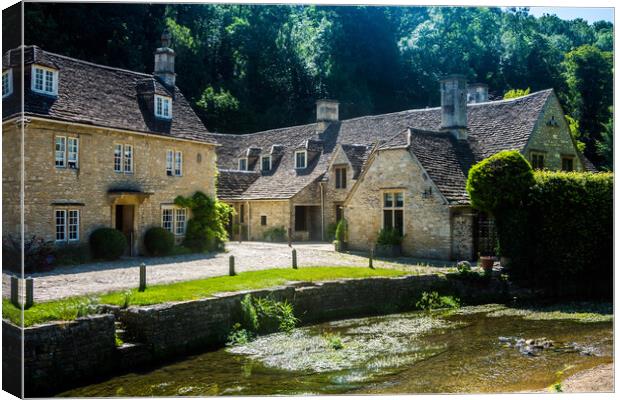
10, 276, 19, 307
369, 248, 374, 269
229, 255, 236, 276
25, 278, 34, 309
292, 249, 297, 269
139, 263, 146, 292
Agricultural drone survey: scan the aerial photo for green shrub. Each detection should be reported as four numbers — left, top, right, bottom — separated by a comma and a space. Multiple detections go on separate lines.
322, 332, 344, 350
89, 228, 127, 260
325, 223, 338, 241
53, 243, 91, 266
376, 228, 403, 245
143, 227, 175, 256
227, 323, 254, 345
335, 219, 347, 243
239, 294, 299, 335
415, 291, 460, 311
175, 192, 233, 252
263, 226, 286, 242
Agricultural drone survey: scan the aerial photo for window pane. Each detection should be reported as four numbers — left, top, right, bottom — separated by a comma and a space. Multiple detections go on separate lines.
341, 168, 347, 188
68, 210, 79, 240
175, 151, 182, 175
34, 68, 43, 91
55, 210, 66, 241
163, 98, 170, 117
383, 210, 393, 230
239, 159, 247, 170
124, 145, 133, 173
175, 208, 186, 235
166, 150, 173, 175
262, 157, 270, 171
261, 215, 267, 226
395, 192, 404, 208
296, 152, 305, 168
67, 138, 78, 169
55, 137, 66, 167
394, 210, 404, 236
384, 193, 393, 208
2, 71, 10, 96
114, 144, 122, 172
162, 209, 174, 233
156, 97, 163, 116
45, 70, 54, 93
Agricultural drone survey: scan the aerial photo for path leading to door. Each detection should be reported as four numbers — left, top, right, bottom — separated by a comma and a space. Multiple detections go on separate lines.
2, 241, 452, 302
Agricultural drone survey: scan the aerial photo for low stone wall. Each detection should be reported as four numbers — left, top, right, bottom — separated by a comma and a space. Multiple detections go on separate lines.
5, 273, 518, 396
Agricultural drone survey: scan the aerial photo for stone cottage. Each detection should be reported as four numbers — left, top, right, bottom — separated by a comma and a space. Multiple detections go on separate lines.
2, 33, 217, 255
213, 75, 594, 260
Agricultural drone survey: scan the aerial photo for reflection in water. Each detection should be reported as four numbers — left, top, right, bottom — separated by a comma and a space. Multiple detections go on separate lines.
59, 305, 612, 396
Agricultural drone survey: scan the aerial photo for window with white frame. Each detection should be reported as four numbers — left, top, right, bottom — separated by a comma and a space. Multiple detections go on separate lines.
55, 136, 66, 168
166, 150, 183, 176
67, 137, 79, 169
383, 191, 404, 236
31, 65, 58, 96
261, 155, 271, 172
295, 150, 307, 169
238, 158, 248, 171
114, 144, 123, 172
55, 136, 79, 169
155, 95, 172, 119
55, 209, 80, 242
162, 206, 188, 236
124, 144, 133, 173
2, 69, 12, 98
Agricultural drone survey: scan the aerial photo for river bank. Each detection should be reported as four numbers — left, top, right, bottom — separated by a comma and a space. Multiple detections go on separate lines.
561, 362, 613, 393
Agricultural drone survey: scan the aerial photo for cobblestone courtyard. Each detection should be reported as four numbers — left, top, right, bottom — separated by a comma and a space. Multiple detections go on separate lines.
2, 242, 452, 302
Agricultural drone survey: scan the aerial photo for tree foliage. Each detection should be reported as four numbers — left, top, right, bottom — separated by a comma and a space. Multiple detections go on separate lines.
174, 192, 232, 252
17, 4, 613, 166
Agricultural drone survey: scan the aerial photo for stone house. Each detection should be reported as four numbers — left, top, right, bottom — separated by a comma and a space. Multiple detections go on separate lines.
2, 34, 217, 255
213, 75, 594, 260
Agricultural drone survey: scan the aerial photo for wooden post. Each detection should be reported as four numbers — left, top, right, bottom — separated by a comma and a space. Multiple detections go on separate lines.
292, 248, 297, 269
139, 263, 146, 292
10, 276, 19, 307
25, 278, 34, 309
369, 248, 374, 269
229, 255, 236, 276
288, 228, 292, 248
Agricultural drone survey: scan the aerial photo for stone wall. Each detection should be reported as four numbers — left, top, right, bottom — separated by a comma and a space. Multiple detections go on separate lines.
345, 149, 453, 259
322, 148, 356, 238
2, 320, 22, 397
450, 207, 475, 260
1, 118, 217, 254
524, 94, 585, 171
1, 121, 22, 241
247, 200, 290, 241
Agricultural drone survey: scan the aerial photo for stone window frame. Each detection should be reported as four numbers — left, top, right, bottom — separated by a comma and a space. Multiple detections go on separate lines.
561, 154, 575, 171
55, 135, 79, 169
529, 150, 546, 170
261, 155, 272, 172
334, 165, 347, 189
238, 157, 248, 171
381, 189, 405, 236
2, 68, 12, 98
54, 208, 80, 242
31, 64, 58, 96
161, 205, 188, 237
154, 94, 173, 119
260, 215, 267, 226
295, 150, 307, 169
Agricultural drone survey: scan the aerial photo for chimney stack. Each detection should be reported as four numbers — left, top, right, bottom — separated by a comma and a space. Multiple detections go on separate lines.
315, 99, 339, 133
440, 74, 468, 140
154, 30, 176, 88
467, 83, 489, 104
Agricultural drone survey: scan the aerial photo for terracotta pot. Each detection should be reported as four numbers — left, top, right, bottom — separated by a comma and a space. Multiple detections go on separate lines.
479, 256, 495, 271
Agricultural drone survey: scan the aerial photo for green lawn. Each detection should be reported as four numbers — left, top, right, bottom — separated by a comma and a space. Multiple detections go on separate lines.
3, 267, 407, 327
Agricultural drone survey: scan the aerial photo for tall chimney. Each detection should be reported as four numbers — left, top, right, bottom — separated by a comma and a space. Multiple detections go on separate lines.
467, 83, 489, 104
316, 99, 339, 133
440, 74, 468, 140
154, 30, 176, 88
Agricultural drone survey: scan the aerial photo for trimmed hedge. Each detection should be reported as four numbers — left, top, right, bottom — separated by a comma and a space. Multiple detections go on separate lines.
89, 228, 127, 260
467, 151, 612, 299
144, 227, 175, 256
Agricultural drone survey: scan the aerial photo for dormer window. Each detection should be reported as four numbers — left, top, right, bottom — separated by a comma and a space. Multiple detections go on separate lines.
31, 65, 58, 96
155, 95, 172, 119
2, 69, 12, 98
239, 158, 248, 171
295, 150, 307, 169
261, 155, 271, 171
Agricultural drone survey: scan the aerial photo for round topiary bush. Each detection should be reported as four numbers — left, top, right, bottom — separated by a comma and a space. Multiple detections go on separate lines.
466, 150, 535, 214
89, 228, 127, 260
143, 227, 175, 256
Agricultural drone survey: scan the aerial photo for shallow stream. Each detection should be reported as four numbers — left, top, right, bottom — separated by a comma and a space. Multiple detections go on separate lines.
60, 303, 612, 396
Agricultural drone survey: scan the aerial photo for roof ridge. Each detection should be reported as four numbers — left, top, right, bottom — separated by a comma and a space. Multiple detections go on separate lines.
467, 88, 553, 107
15, 45, 155, 79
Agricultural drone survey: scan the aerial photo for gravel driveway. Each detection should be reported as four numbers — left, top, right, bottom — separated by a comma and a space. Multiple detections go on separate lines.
2, 241, 451, 302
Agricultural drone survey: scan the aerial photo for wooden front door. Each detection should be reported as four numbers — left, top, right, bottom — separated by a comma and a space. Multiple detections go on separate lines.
115, 204, 135, 256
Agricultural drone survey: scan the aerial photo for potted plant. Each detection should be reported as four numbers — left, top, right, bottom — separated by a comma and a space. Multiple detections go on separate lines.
333, 219, 348, 252
478, 252, 495, 273
375, 228, 403, 257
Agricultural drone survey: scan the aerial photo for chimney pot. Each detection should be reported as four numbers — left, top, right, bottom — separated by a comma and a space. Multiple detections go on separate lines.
467, 83, 489, 104
440, 74, 468, 140
154, 29, 176, 88
315, 99, 339, 133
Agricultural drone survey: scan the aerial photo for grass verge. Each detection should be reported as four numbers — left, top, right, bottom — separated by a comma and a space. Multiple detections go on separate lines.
3, 266, 407, 327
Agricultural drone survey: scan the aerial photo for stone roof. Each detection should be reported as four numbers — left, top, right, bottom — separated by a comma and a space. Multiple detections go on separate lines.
217, 170, 260, 200
209, 89, 563, 202
2, 46, 215, 145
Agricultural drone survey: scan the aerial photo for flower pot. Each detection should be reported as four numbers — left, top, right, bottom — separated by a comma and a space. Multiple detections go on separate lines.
479, 256, 495, 272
